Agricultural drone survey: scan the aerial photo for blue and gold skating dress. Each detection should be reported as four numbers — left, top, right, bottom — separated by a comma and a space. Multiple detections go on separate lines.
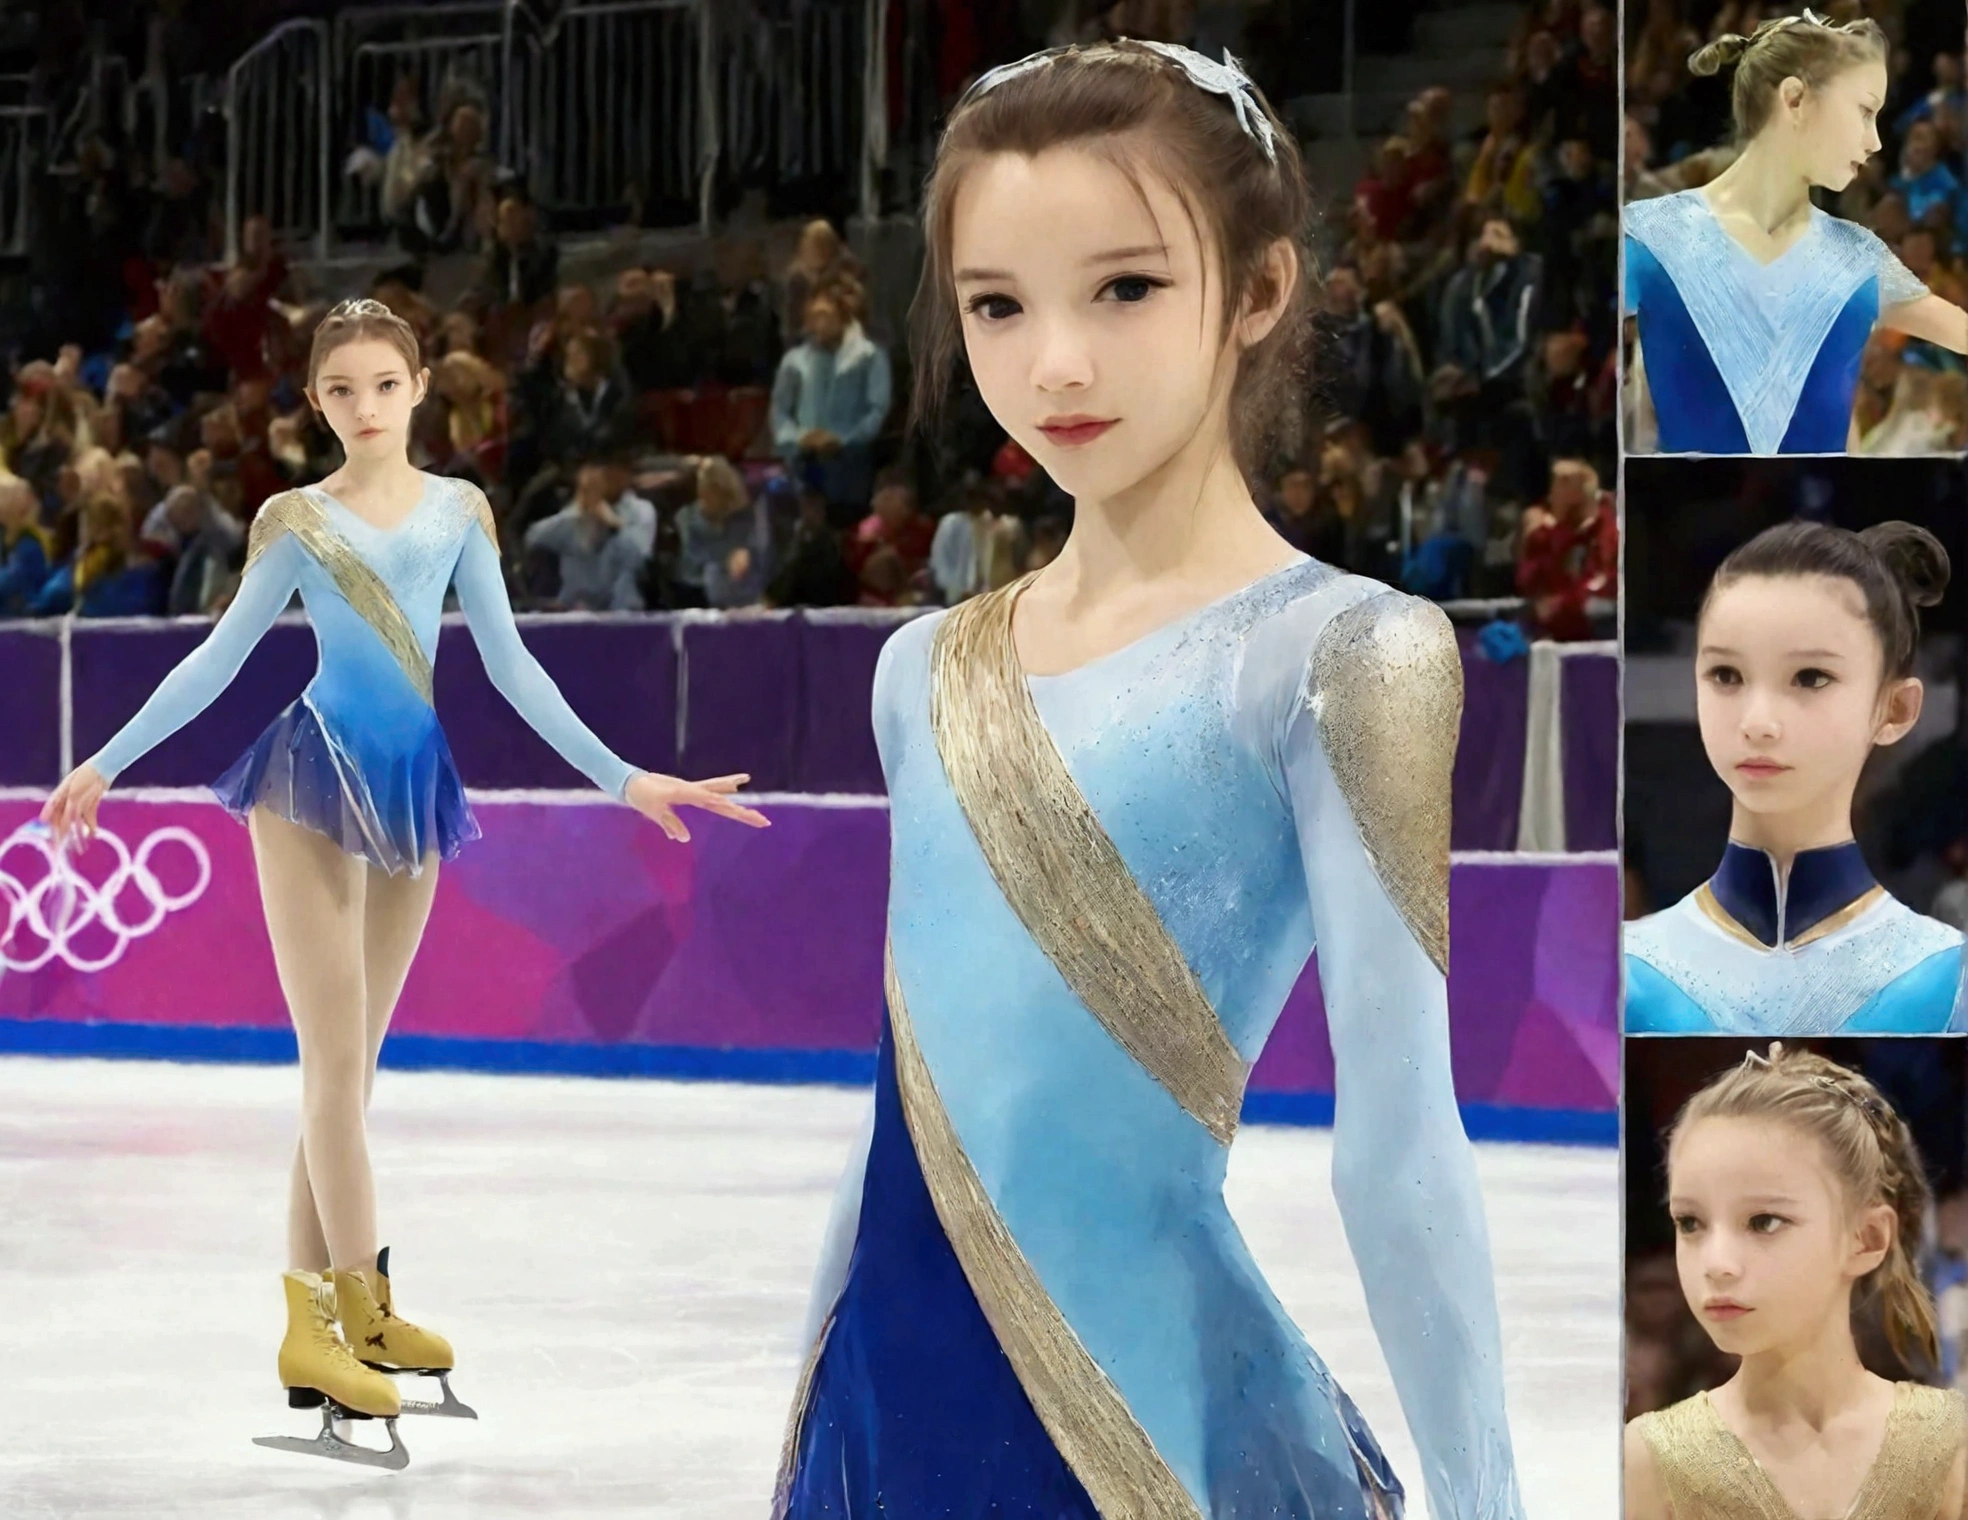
776, 558, 1525, 1519
88, 473, 641, 873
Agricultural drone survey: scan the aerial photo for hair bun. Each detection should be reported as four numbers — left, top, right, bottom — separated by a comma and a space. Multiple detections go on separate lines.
1860, 521, 1951, 610
1689, 34, 1751, 75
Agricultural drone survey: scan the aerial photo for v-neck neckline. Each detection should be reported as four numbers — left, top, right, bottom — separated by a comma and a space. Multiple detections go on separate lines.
310, 474, 432, 537
1015, 554, 1314, 684
1694, 189, 1823, 273
1700, 1385, 1905, 1520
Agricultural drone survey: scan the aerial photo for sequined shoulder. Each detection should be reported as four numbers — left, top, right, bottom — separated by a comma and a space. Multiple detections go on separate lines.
1859, 1384, 1966, 1519
1822, 217, 1931, 307
1620, 188, 1699, 252
1307, 588, 1460, 974
1633, 1394, 1788, 1518
432, 473, 500, 550
244, 488, 312, 572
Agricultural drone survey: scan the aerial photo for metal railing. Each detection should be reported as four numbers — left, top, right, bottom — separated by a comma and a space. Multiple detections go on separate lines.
0, 106, 46, 256
214, 0, 887, 257
223, 19, 330, 263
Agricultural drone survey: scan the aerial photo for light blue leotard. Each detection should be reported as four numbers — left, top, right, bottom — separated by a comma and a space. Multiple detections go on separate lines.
1626, 841, 1965, 1035
778, 558, 1524, 1519
88, 473, 641, 874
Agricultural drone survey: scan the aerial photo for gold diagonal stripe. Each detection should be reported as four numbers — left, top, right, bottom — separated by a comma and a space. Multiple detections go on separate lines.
247, 489, 434, 704
1693, 882, 1771, 951
928, 577, 1246, 1145
884, 941, 1203, 1519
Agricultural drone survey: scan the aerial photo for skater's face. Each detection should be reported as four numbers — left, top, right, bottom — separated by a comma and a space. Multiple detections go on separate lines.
1669, 1116, 1891, 1359
948, 140, 1291, 505
1790, 59, 1886, 191
1696, 574, 1921, 831
308, 338, 428, 460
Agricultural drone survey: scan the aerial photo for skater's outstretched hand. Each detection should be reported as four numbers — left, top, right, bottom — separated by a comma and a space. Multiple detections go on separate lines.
625, 771, 771, 843
40, 762, 108, 853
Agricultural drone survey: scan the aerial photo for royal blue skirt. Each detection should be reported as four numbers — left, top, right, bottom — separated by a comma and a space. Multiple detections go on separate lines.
212, 697, 479, 877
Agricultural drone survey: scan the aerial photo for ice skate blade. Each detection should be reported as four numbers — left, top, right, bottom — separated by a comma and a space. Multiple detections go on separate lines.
371, 1366, 478, 1420
253, 1407, 409, 1470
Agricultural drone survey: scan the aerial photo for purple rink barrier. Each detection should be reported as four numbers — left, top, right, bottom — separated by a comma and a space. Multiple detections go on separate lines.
6, 611, 1612, 849
0, 794, 1617, 1145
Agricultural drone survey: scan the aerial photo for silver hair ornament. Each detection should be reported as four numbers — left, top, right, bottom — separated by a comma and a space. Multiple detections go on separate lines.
960, 41, 1279, 164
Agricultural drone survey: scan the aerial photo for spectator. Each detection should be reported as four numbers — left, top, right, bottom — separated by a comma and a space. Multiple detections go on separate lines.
201, 214, 290, 383
675, 455, 772, 610
533, 330, 634, 478
1515, 458, 1614, 641
1465, 85, 1542, 227
764, 484, 856, 609
473, 194, 560, 362
522, 456, 657, 612
1316, 266, 1424, 455
31, 494, 160, 617
0, 476, 52, 614
1263, 463, 1347, 564
781, 217, 866, 346
1891, 119, 1961, 232
413, 101, 496, 254
142, 481, 245, 616
1439, 216, 1544, 392
847, 471, 934, 605
2, 378, 73, 512
614, 267, 694, 392
929, 480, 1005, 604
428, 351, 508, 481
771, 289, 892, 522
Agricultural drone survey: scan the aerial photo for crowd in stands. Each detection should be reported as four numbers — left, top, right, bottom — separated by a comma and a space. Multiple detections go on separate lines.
1625, 0, 1968, 451
1, 0, 1622, 645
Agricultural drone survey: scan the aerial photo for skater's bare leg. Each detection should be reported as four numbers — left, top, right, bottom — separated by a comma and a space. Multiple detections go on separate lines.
251, 806, 378, 1273
285, 850, 440, 1271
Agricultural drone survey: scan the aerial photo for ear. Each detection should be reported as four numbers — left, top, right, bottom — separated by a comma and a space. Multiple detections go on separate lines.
1846, 1200, 1896, 1281
1874, 676, 1924, 746
1238, 237, 1300, 349
1780, 75, 1809, 116
302, 386, 322, 417
413, 367, 431, 407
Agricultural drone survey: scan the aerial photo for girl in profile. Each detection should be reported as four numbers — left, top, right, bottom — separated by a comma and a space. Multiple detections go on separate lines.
1625, 11, 1968, 455
1626, 1044, 1967, 1517
1625, 520, 1964, 1034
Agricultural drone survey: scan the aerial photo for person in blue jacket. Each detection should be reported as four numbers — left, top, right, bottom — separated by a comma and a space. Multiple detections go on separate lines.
37, 299, 771, 1467
1627, 519, 1964, 1034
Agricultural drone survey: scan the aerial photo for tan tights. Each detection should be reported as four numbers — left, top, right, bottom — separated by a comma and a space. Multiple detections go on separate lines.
248, 806, 439, 1273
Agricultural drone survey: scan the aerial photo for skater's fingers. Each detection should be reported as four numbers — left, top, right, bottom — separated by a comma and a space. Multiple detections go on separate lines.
693, 773, 749, 793
655, 806, 689, 843
696, 796, 770, 827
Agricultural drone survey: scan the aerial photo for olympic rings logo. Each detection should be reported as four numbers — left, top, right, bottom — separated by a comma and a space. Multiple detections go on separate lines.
0, 821, 212, 974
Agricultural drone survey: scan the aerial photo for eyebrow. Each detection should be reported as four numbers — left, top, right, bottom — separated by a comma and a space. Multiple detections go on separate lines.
1667, 1194, 1801, 1209
1697, 645, 1848, 659
954, 243, 1172, 283
316, 371, 406, 383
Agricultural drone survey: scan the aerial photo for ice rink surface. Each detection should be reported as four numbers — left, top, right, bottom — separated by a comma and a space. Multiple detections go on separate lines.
0, 1056, 1617, 1517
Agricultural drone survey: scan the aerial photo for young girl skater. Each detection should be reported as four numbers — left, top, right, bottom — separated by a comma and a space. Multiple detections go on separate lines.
1624, 11, 1968, 455
1625, 520, 1964, 1034
1625, 1044, 1968, 1518
37, 300, 770, 1468
773, 41, 1525, 1518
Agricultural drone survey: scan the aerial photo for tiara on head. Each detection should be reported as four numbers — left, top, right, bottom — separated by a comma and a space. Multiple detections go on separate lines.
958, 39, 1280, 164
326, 297, 395, 319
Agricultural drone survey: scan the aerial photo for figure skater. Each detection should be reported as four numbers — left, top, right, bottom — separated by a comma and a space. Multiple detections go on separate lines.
1625, 1044, 1967, 1518
36, 300, 770, 1468
1624, 11, 1968, 455
1625, 520, 1964, 1034
772, 41, 1524, 1518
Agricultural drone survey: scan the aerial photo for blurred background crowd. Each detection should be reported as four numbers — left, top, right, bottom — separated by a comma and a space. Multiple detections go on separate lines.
0, 0, 1620, 643
1623, 0, 1968, 451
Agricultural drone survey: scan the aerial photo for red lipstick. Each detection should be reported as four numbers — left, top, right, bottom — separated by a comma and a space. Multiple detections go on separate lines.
1038, 415, 1117, 447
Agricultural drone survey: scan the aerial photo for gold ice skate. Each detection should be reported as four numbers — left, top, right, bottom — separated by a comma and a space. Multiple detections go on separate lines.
333, 1247, 477, 1419
252, 1269, 408, 1470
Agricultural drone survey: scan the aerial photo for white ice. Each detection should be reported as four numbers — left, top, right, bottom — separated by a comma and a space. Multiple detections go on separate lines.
0, 1056, 1617, 1517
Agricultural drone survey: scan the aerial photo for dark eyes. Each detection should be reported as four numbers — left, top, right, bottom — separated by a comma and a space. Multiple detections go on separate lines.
1795, 667, 1833, 690
963, 274, 1169, 323
1670, 1212, 1788, 1235
1701, 665, 1835, 690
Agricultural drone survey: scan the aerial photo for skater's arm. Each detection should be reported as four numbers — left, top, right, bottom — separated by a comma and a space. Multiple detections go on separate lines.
451, 507, 642, 800
1622, 1422, 1669, 1520
1282, 591, 1524, 1520
87, 532, 305, 783
1880, 292, 1968, 353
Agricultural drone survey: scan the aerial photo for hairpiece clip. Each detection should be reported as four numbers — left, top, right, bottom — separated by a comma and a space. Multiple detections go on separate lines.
958, 40, 1280, 164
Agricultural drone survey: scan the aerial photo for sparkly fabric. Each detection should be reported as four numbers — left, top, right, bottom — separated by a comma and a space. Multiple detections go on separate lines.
1307, 591, 1460, 974
1634, 1385, 1964, 1519
928, 571, 1249, 1145
87, 473, 641, 862
1624, 192, 1926, 455
211, 695, 479, 878
784, 555, 1525, 1519
1625, 886, 1965, 1034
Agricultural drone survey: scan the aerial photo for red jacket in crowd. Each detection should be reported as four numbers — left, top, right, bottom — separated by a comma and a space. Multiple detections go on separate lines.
1515, 490, 1615, 641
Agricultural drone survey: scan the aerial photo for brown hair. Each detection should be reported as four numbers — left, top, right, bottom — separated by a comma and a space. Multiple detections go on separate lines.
307, 299, 424, 390
1689, 12, 1887, 142
1700, 519, 1949, 683
1670, 1044, 1937, 1370
911, 40, 1318, 478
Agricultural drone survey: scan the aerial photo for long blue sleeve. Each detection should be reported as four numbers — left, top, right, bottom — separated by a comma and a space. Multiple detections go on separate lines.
88, 533, 306, 784
839, 345, 892, 447
1282, 607, 1523, 1520
450, 523, 643, 800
